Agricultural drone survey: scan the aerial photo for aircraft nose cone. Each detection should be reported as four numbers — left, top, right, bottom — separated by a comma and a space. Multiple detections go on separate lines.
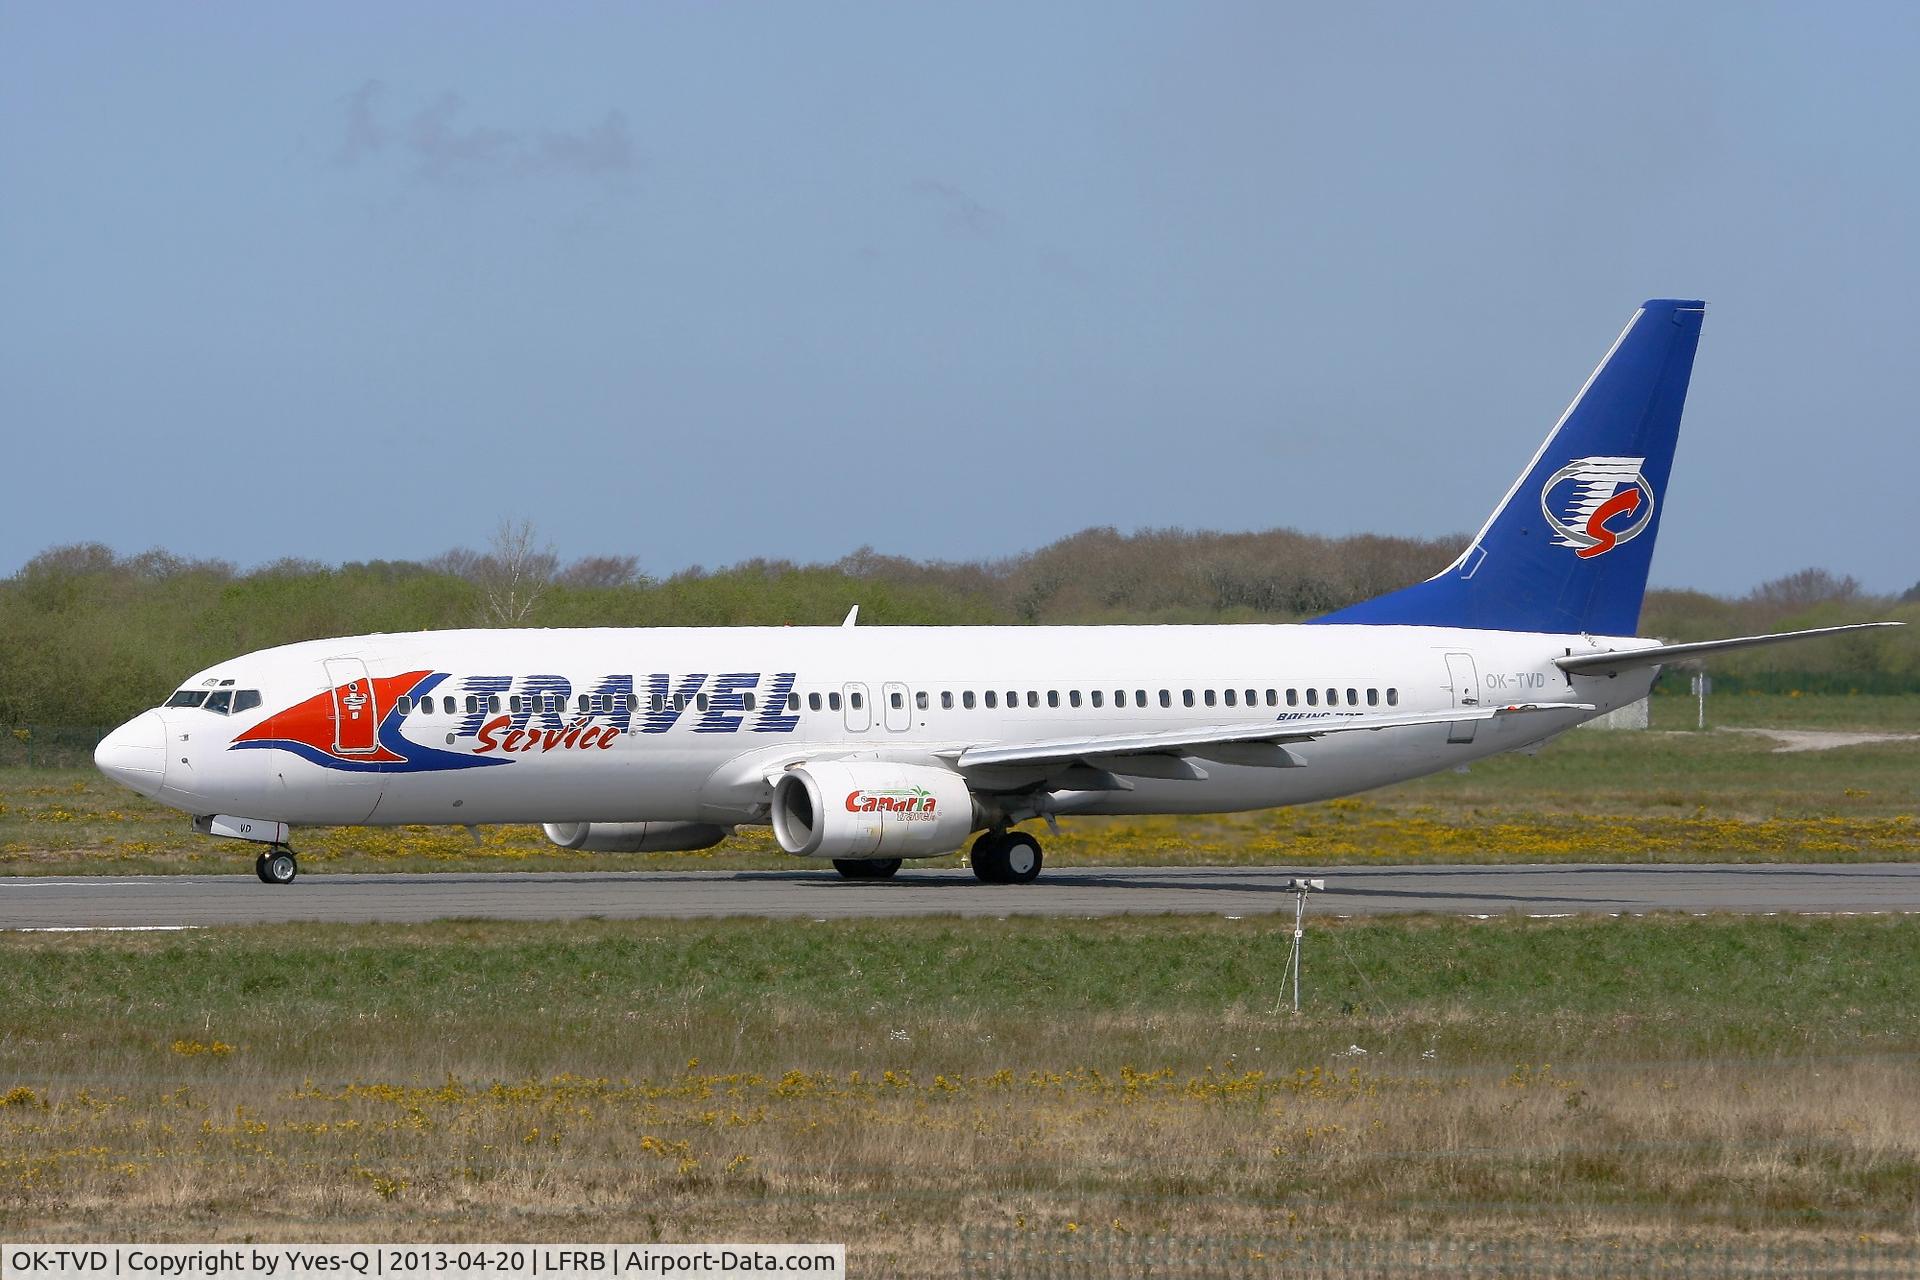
95, 711, 168, 797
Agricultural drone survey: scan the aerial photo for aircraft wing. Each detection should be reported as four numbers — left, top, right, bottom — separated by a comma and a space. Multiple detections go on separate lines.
942, 702, 1591, 780
1555, 622, 1902, 678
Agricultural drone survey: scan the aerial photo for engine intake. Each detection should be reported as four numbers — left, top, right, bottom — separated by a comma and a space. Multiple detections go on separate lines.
541, 821, 731, 853
770, 762, 976, 859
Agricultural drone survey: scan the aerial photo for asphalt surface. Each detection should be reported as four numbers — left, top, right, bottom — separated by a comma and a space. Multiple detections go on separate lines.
4, 863, 1919, 929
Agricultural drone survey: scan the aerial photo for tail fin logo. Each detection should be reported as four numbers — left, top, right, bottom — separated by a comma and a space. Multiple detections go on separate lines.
1540, 456, 1655, 560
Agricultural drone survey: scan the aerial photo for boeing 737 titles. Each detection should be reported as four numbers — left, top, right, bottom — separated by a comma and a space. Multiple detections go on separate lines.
94, 300, 1897, 884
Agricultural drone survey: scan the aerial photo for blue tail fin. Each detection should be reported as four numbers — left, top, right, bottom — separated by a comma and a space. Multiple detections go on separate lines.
1315, 299, 1705, 635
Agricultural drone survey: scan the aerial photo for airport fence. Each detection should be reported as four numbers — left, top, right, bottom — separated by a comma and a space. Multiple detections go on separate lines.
958, 1228, 1920, 1278
1650, 669, 1920, 696
1, 725, 112, 769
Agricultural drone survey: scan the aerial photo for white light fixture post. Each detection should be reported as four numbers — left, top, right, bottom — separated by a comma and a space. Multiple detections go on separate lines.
1280, 876, 1326, 1014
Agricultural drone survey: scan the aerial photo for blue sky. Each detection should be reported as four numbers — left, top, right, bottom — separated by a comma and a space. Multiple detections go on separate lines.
3, 3, 1915, 594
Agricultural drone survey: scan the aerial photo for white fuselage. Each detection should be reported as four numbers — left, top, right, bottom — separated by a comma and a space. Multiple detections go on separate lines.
100, 623, 1655, 837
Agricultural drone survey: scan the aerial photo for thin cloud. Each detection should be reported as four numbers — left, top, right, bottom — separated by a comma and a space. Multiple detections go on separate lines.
910, 178, 1001, 237
332, 84, 638, 184
406, 93, 518, 182
531, 110, 635, 177
334, 79, 386, 165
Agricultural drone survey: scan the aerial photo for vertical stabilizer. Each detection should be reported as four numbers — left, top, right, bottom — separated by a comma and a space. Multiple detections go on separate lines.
1315, 299, 1705, 635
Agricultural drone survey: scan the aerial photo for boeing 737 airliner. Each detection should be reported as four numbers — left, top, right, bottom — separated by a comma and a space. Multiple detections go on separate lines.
94, 300, 1895, 885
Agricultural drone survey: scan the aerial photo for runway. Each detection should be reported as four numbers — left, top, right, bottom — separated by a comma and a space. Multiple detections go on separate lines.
4, 863, 1919, 929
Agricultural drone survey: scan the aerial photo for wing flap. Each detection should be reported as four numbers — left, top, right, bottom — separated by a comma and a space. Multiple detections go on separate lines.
949, 702, 1591, 776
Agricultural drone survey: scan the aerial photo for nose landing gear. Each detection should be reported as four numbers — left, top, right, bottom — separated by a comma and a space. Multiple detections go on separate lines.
254, 846, 299, 885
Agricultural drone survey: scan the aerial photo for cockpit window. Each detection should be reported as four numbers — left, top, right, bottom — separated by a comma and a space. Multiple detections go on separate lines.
232, 690, 262, 714
165, 690, 209, 708
204, 690, 234, 715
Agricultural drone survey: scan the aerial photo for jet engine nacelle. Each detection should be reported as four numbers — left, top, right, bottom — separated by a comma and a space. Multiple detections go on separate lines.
770, 761, 977, 859
541, 821, 731, 853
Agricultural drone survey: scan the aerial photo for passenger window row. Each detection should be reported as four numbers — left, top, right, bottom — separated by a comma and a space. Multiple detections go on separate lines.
921, 686, 1398, 711
382, 684, 1402, 717
374, 679, 1405, 721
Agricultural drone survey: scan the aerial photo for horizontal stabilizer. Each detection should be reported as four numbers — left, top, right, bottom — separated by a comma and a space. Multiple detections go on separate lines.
1555, 622, 1903, 677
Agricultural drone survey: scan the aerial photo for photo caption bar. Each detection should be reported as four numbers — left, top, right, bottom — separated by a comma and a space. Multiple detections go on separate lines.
2, 1246, 845, 1280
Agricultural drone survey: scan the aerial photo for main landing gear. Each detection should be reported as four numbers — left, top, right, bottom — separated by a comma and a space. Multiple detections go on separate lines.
255, 846, 299, 885
970, 830, 1043, 885
832, 858, 902, 880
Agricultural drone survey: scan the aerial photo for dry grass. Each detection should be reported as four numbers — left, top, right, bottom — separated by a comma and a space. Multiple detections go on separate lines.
3, 916, 1918, 1272
5, 1036, 1917, 1267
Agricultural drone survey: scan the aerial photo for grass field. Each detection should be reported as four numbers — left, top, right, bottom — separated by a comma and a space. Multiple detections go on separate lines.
4, 694, 1914, 876
3, 914, 1917, 1269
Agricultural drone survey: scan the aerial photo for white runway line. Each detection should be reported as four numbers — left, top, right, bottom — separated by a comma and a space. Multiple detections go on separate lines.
5, 925, 200, 933
3, 879, 168, 888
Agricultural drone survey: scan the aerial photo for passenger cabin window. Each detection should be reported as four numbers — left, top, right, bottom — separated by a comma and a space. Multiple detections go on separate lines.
1047, 691, 1060, 708
1287, 689, 1299, 706
696, 693, 710, 712
850, 691, 863, 710
1347, 688, 1359, 706
165, 690, 209, 708
963, 691, 976, 709
1265, 690, 1278, 706
743, 693, 757, 711
1026, 691, 1039, 708
1090, 690, 1103, 708
1326, 688, 1338, 706
396, 696, 413, 714
673, 694, 688, 711
1136, 690, 1148, 707
808, 693, 822, 711
829, 692, 843, 711
652, 694, 667, 713
233, 690, 261, 713
1069, 690, 1082, 708
1387, 688, 1400, 706
1206, 690, 1219, 707
1367, 688, 1379, 706
1159, 690, 1171, 708
1183, 690, 1195, 708
1306, 689, 1318, 706
985, 691, 998, 709
940, 692, 953, 710
487, 696, 501, 713
916, 691, 930, 710
890, 691, 904, 710
1224, 689, 1236, 707
465, 696, 479, 714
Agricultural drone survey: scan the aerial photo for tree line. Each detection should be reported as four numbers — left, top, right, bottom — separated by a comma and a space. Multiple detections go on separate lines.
3, 527, 1914, 727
